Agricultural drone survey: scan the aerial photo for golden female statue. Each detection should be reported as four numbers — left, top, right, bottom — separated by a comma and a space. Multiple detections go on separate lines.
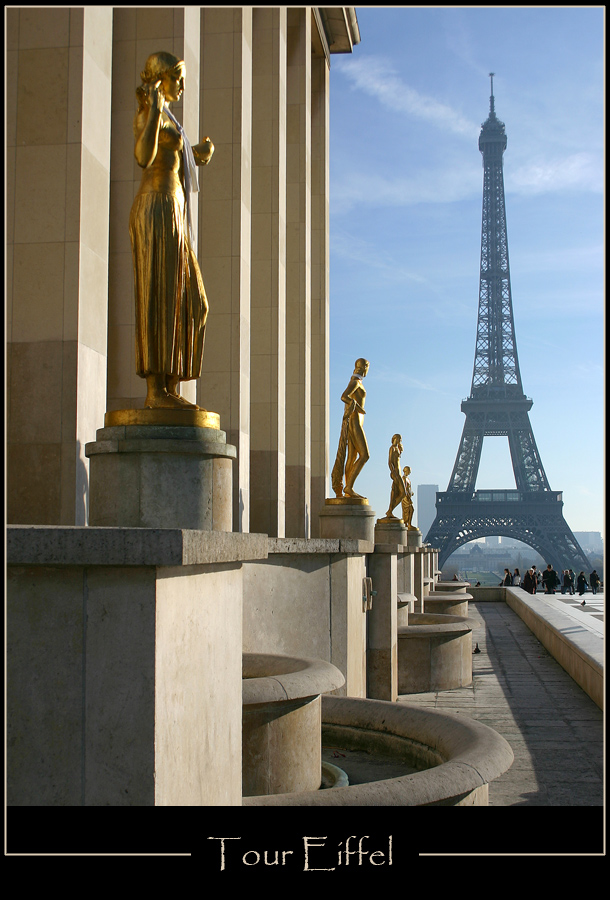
331, 359, 370, 500
130, 51, 214, 409
401, 465, 416, 529
383, 434, 407, 520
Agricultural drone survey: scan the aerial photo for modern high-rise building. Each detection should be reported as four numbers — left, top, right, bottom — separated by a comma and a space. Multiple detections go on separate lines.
573, 532, 603, 554
417, 484, 438, 538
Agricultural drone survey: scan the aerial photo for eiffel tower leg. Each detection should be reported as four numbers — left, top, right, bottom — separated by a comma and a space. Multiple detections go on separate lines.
507, 412, 550, 492
446, 417, 484, 494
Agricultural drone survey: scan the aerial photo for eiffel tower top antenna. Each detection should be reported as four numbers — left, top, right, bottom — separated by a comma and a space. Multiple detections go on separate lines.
489, 72, 495, 114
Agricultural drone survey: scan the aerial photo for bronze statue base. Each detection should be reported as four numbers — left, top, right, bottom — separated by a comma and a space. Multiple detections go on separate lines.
325, 496, 369, 506
104, 408, 220, 429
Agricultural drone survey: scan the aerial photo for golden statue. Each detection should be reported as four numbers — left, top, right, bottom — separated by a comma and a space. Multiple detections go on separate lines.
130, 51, 214, 410
379, 434, 407, 521
401, 465, 416, 529
331, 359, 370, 500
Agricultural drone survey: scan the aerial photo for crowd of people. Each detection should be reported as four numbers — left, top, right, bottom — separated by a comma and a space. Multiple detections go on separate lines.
500, 564, 602, 606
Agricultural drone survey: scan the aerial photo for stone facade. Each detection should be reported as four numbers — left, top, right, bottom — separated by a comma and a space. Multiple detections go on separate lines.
6, 8, 442, 809
6, 6, 354, 539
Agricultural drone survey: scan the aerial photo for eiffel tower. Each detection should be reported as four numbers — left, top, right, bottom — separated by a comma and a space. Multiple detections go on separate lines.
425, 76, 591, 574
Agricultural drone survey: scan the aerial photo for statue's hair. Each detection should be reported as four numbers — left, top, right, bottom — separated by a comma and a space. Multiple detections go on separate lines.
391, 434, 402, 444
136, 51, 185, 111
354, 358, 369, 371
140, 51, 184, 84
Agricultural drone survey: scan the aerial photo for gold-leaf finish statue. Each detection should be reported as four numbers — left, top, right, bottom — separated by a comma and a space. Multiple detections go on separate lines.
130, 51, 214, 410
331, 358, 370, 500
401, 465, 417, 530
378, 434, 407, 521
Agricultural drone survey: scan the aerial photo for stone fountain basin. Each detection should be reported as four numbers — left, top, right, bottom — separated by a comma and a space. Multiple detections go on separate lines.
242, 652, 345, 797
423, 592, 473, 617
243, 695, 514, 806
434, 580, 471, 593
398, 612, 475, 693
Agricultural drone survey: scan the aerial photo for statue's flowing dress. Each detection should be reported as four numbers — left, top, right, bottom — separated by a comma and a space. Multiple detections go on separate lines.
129, 114, 208, 380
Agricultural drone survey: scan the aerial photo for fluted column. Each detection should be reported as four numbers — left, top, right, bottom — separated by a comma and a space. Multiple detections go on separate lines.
285, 7, 312, 538
7, 7, 112, 525
249, 8, 287, 537
310, 48, 330, 537
199, 7, 253, 531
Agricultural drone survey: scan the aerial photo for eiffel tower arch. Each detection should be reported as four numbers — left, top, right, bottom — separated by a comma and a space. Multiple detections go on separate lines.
425, 76, 590, 574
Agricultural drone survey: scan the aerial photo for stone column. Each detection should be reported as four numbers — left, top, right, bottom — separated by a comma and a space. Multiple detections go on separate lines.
285, 7, 312, 537
107, 8, 202, 415
310, 49, 330, 536
397, 549, 417, 626
6, 7, 112, 526
367, 548, 398, 701
330, 552, 368, 698
413, 548, 426, 612
249, 8, 287, 537
199, 7, 253, 531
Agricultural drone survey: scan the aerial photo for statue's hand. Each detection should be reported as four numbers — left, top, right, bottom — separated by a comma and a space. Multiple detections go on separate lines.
194, 137, 215, 165
149, 80, 165, 113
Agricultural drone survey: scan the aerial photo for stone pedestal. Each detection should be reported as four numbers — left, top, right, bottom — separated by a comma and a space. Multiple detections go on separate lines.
85, 409, 236, 531
374, 518, 407, 547
406, 527, 422, 549
318, 499, 376, 543
7, 526, 268, 806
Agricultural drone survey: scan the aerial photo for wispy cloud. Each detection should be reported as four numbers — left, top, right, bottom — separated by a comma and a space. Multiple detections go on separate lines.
337, 55, 478, 137
330, 165, 481, 214
509, 152, 602, 195
372, 363, 442, 394
330, 228, 428, 285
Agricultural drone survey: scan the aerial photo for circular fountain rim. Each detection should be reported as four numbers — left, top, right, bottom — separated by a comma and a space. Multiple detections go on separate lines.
398, 612, 476, 635
243, 695, 513, 806
243, 651, 345, 705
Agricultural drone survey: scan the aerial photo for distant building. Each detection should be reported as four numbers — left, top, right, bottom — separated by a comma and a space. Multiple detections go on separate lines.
417, 484, 438, 539
573, 532, 603, 553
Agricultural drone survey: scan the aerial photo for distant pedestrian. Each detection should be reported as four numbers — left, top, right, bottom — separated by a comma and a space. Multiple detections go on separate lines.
531, 566, 540, 592
499, 568, 512, 586
577, 571, 588, 602
542, 564, 559, 594
522, 568, 536, 594
568, 569, 575, 595
590, 570, 600, 595
562, 570, 571, 594
512, 568, 521, 586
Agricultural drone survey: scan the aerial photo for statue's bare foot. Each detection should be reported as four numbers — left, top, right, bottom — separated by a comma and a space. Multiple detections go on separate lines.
167, 391, 199, 409
145, 389, 194, 409
166, 378, 200, 409
344, 488, 365, 500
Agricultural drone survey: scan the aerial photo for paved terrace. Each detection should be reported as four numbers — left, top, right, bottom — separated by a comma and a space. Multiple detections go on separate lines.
400, 585, 604, 813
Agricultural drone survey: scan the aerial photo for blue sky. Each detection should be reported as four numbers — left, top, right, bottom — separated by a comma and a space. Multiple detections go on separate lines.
327, 6, 604, 535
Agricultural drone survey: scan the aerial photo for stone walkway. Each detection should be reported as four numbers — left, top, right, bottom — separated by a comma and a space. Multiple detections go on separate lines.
398, 599, 604, 808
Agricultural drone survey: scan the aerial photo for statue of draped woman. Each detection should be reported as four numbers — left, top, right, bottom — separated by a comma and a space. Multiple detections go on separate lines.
130, 51, 214, 409
331, 359, 370, 500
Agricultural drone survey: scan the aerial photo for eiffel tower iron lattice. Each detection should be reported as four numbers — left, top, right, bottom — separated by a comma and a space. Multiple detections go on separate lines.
425, 76, 590, 574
